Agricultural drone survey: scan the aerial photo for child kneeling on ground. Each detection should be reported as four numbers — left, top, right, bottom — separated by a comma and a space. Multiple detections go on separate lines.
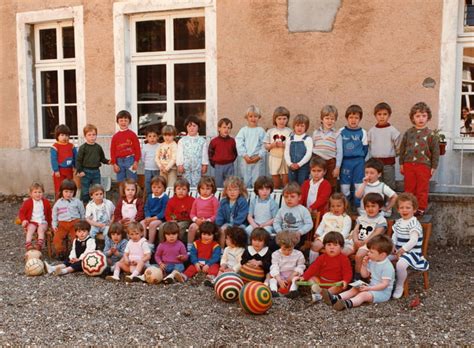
322, 234, 395, 310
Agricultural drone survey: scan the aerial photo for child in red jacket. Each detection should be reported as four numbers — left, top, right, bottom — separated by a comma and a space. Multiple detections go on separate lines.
18, 182, 52, 251
300, 157, 332, 216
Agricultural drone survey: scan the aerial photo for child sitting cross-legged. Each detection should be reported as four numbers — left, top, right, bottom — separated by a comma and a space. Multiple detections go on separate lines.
106, 222, 151, 282
157, 222, 189, 284
266, 231, 306, 298
298, 232, 352, 303
171, 222, 221, 285
323, 234, 395, 311
45, 220, 96, 276
103, 222, 128, 271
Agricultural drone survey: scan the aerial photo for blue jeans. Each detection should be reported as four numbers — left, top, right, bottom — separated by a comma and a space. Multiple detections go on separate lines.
116, 156, 137, 182
80, 168, 101, 203
164, 263, 185, 274
288, 163, 310, 185
144, 169, 159, 194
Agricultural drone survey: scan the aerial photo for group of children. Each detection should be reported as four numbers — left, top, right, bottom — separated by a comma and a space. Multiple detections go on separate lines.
18, 100, 436, 310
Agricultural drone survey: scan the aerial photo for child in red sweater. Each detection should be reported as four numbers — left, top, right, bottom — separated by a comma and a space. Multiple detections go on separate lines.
110, 110, 141, 183
300, 157, 332, 216
18, 182, 52, 251
161, 178, 195, 242
299, 231, 352, 303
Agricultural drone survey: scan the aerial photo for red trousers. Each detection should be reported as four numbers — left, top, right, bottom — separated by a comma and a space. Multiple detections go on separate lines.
184, 263, 219, 279
403, 163, 431, 210
53, 219, 79, 255
53, 168, 74, 199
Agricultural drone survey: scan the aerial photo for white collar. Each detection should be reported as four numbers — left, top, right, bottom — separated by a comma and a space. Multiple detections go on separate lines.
199, 195, 214, 200
248, 246, 268, 256
367, 180, 381, 187
152, 193, 165, 199
310, 178, 324, 186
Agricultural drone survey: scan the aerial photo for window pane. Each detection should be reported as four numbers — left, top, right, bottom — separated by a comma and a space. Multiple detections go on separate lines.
65, 106, 78, 136
173, 17, 205, 50
62, 26, 75, 58
461, 47, 474, 136
42, 106, 59, 139
41, 71, 58, 104
64, 70, 76, 103
174, 63, 205, 100
137, 65, 166, 101
40, 28, 57, 60
136, 20, 166, 52
175, 103, 206, 135
138, 103, 167, 135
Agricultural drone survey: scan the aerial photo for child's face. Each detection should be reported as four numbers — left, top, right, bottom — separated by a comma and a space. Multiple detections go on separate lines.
128, 229, 142, 242
324, 242, 342, 257
165, 232, 178, 243
146, 132, 158, 144
124, 184, 136, 200
310, 166, 326, 182
226, 185, 240, 201
111, 232, 123, 244
91, 190, 104, 204
346, 113, 361, 129
117, 117, 130, 130
201, 232, 214, 243
151, 182, 165, 196
186, 122, 199, 136
225, 235, 235, 247
246, 113, 260, 127
397, 200, 415, 219
330, 199, 345, 215
368, 248, 387, 262
322, 114, 336, 130
294, 123, 306, 135
57, 133, 69, 144
412, 111, 429, 129
175, 185, 188, 199
284, 192, 300, 207
62, 189, 75, 200
280, 245, 293, 256
258, 187, 271, 200
218, 123, 232, 137
30, 188, 44, 201
365, 201, 381, 218
76, 229, 89, 240
375, 109, 390, 126
163, 134, 175, 143
251, 238, 265, 252
364, 167, 381, 183
199, 184, 213, 198
85, 131, 97, 144
275, 115, 289, 128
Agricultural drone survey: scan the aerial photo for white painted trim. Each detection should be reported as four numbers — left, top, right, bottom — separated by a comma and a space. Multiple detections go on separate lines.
113, 0, 217, 134
16, 6, 85, 149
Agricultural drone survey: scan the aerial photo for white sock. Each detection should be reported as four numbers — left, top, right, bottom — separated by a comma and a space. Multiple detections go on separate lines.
44, 261, 54, 274
393, 259, 409, 298
269, 278, 278, 292
289, 279, 298, 292
59, 268, 68, 275
131, 270, 139, 278
113, 267, 121, 278
309, 251, 319, 264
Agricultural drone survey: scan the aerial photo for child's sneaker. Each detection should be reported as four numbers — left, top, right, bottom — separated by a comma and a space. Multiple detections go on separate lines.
204, 275, 215, 288
333, 299, 348, 311
44, 261, 54, 274
173, 270, 185, 283
321, 289, 336, 306
136, 274, 146, 282
125, 275, 137, 283
162, 272, 175, 285
311, 292, 323, 303
271, 291, 280, 298
392, 286, 404, 299
106, 275, 120, 281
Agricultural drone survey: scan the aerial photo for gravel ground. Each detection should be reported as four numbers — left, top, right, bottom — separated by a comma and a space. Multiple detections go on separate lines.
0, 199, 472, 346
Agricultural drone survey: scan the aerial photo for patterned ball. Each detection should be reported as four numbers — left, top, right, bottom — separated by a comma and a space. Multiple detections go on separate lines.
25, 249, 42, 261
82, 251, 107, 276
214, 272, 244, 302
239, 281, 272, 315
25, 258, 44, 276
144, 266, 163, 284
238, 264, 265, 283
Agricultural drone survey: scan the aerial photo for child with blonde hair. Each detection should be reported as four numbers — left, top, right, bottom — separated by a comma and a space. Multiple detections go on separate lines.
176, 116, 209, 187
113, 179, 144, 226
264, 106, 292, 189
236, 105, 266, 188
50, 124, 77, 199
155, 125, 178, 188
216, 176, 249, 248
85, 184, 115, 239
285, 114, 313, 185
18, 182, 52, 251
267, 231, 306, 298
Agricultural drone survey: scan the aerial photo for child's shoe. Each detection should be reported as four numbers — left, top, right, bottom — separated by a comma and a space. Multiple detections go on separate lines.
136, 274, 146, 282
162, 272, 175, 285
333, 299, 348, 311
125, 275, 138, 283
44, 261, 54, 274
204, 275, 215, 287
392, 286, 404, 299
311, 292, 323, 303
415, 209, 425, 217
106, 275, 120, 281
321, 289, 337, 306
271, 291, 280, 298
172, 270, 185, 283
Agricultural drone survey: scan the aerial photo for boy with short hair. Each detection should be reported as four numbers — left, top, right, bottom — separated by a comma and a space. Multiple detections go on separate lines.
367, 102, 401, 190
273, 182, 313, 246
284, 114, 313, 185
110, 110, 141, 183
85, 184, 115, 239
208, 118, 238, 188
50, 124, 77, 200
76, 124, 110, 203
312, 105, 343, 191
355, 158, 398, 216
338, 105, 368, 209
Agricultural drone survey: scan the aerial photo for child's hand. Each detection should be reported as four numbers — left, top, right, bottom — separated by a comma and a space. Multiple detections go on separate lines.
359, 285, 370, 292
177, 165, 185, 174
130, 260, 137, 266
158, 262, 166, 271
196, 218, 204, 226
243, 155, 252, 164
52, 227, 58, 233
54, 171, 60, 177
70, 258, 79, 263
201, 165, 208, 174
220, 264, 228, 271
362, 256, 369, 267
431, 168, 436, 176
194, 263, 202, 271
21, 220, 28, 229
290, 163, 300, 170
277, 278, 288, 289
276, 141, 285, 148
110, 247, 117, 254
177, 254, 186, 261
77, 172, 85, 177
400, 165, 404, 175
113, 164, 120, 173
121, 218, 131, 226
342, 281, 348, 289
202, 264, 209, 273
396, 248, 405, 257
132, 162, 138, 171
332, 167, 340, 178
251, 155, 260, 163
362, 176, 370, 184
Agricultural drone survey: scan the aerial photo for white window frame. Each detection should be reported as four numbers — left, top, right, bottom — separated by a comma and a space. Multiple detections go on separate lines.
34, 21, 79, 144
16, 6, 85, 149
113, 0, 217, 136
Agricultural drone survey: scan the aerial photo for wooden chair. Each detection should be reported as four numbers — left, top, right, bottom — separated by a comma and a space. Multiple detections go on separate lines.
302, 211, 321, 251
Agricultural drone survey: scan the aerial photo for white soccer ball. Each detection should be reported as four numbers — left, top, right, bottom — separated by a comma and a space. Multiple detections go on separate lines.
144, 266, 163, 284
25, 258, 45, 276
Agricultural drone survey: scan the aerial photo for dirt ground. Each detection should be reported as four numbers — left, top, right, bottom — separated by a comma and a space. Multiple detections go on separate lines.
0, 200, 472, 346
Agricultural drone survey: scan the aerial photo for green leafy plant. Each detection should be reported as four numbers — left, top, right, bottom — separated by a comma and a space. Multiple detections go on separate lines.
433, 129, 446, 143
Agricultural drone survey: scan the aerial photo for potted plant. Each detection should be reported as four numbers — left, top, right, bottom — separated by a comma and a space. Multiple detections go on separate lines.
433, 129, 447, 155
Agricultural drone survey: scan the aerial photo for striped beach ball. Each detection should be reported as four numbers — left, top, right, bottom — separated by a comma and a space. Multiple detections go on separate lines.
239, 281, 272, 315
214, 272, 244, 302
238, 264, 265, 283
82, 251, 107, 276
